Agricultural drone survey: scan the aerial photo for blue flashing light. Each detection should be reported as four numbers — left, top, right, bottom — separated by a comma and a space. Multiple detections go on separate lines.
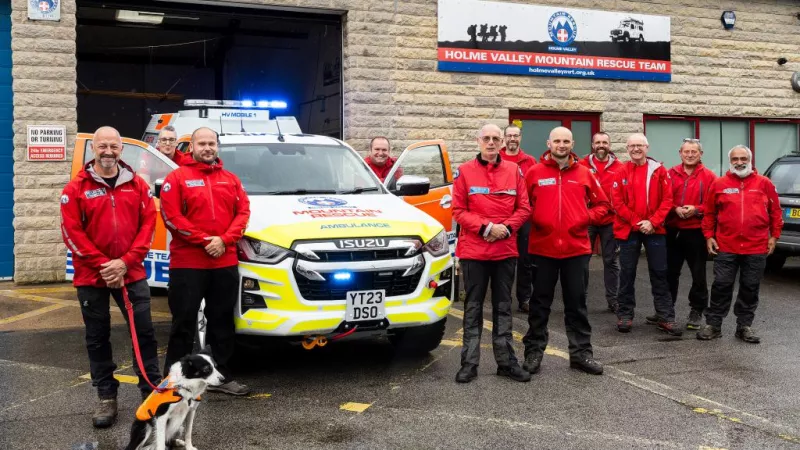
333, 272, 352, 281
241, 100, 254, 107
268, 100, 288, 109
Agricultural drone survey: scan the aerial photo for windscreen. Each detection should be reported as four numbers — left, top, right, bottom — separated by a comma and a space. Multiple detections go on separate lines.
218, 143, 383, 195
769, 162, 800, 196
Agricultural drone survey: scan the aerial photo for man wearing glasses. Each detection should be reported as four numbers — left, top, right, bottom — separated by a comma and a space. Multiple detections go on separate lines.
156, 125, 189, 166
452, 123, 532, 383
662, 139, 717, 330
499, 125, 537, 313
611, 133, 681, 336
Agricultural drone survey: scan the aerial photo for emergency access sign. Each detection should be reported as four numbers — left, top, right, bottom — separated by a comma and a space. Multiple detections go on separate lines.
27, 125, 66, 161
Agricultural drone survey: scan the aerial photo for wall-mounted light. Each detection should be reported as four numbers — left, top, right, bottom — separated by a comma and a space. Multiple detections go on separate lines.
721, 11, 736, 30
792, 72, 800, 93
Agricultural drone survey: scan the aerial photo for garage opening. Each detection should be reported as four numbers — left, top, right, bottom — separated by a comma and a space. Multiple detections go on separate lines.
76, 0, 343, 141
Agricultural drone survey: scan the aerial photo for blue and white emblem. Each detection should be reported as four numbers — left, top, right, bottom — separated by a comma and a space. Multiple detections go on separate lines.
299, 196, 347, 207
548, 11, 577, 47
32, 0, 57, 13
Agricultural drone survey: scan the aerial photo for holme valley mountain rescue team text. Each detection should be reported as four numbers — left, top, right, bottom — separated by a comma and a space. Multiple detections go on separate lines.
439, 49, 670, 72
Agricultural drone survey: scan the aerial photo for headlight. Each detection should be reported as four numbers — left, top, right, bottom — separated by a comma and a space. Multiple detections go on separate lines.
422, 229, 448, 257
237, 236, 293, 264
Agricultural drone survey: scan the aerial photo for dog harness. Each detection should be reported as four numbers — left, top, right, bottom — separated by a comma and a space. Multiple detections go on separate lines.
135, 378, 197, 421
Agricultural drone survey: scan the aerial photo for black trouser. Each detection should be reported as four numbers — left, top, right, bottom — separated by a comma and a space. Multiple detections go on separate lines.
77, 279, 161, 399
460, 258, 518, 369
515, 222, 536, 308
617, 232, 675, 322
524, 255, 593, 361
666, 227, 709, 313
706, 252, 767, 328
584, 223, 619, 307
164, 266, 239, 379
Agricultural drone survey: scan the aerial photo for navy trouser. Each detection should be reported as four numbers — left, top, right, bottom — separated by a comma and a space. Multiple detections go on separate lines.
617, 232, 675, 322
515, 221, 536, 307
164, 266, 239, 379
666, 227, 709, 313
524, 254, 593, 360
460, 258, 518, 369
584, 223, 619, 308
77, 279, 161, 399
705, 252, 767, 328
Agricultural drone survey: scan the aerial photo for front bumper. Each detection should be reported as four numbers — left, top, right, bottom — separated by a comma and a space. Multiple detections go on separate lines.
233, 253, 453, 337
776, 230, 800, 255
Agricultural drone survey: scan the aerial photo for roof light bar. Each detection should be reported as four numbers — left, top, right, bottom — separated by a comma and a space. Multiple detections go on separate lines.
184, 99, 288, 109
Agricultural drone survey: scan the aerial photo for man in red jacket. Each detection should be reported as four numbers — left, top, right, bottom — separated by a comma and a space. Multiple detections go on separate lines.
155, 125, 190, 166
611, 133, 681, 336
161, 127, 251, 395
499, 124, 537, 313
698, 145, 782, 343
663, 139, 717, 330
522, 127, 610, 376
453, 123, 531, 383
364, 136, 399, 182
60, 126, 160, 428
580, 131, 621, 313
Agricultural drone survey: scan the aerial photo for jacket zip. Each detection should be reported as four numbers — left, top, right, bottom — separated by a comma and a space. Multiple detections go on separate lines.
740, 181, 745, 235
681, 177, 688, 206
558, 171, 563, 249
206, 176, 216, 220
110, 190, 119, 258
699, 181, 704, 205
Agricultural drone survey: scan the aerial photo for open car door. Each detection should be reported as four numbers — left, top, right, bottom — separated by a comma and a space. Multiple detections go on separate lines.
383, 140, 455, 248
67, 133, 178, 288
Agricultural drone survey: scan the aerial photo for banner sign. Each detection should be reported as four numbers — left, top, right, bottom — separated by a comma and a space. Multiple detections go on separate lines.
67, 250, 170, 288
437, 0, 671, 82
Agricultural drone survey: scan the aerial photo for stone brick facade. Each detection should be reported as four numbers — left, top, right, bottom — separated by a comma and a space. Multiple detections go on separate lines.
9, 0, 800, 283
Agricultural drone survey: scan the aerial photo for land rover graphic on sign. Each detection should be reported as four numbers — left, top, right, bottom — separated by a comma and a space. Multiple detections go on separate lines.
610, 17, 645, 42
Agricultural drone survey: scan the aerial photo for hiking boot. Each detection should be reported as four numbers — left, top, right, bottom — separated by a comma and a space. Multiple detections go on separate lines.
570, 357, 604, 375
518, 302, 530, 313
208, 380, 250, 396
696, 324, 721, 340
455, 365, 477, 383
645, 314, 662, 325
686, 310, 703, 330
658, 321, 683, 336
617, 318, 632, 333
496, 364, 532, 382
92, 398, 117, 428
735, 326, 761, 344
522, 353, 542, 374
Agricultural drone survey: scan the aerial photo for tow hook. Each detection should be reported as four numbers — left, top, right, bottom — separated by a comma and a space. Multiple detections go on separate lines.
301, 335, 328, 350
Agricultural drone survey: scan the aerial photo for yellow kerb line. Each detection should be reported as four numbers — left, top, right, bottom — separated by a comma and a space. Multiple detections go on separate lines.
0, 304, 67, 325
340, 402, 373, 413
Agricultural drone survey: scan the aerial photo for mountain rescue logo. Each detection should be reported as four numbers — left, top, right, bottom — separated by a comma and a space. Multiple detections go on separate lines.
60, 194, 69, 204
162, 182, 171, 193
299, 197, 348, 208
548, 11, 577, 47
32, 0, 57, 13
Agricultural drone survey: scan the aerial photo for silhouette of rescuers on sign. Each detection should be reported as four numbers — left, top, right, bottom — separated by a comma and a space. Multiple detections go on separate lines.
467, 23, 508, 42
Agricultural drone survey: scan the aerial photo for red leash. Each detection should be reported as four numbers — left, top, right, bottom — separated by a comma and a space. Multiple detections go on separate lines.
122, 286, 167, 393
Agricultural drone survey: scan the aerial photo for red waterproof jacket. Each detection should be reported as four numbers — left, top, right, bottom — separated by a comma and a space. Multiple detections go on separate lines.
579, 153, 620, 226
500, 148, 537, 176
611, 158, 673, 240
160, 157, 251, 269
701, 171, 783, 255
60, 161, 156, 287
453, 154, 531, 261
365, 156, 400, 182
526, 152, 611, 259
666, 163, 717, 230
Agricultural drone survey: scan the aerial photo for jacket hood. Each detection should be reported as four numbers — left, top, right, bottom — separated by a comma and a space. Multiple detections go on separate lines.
79, 159, 136, 187
585, 152, 617, 170
671, 162, 706, 177
184, 155, 224, 173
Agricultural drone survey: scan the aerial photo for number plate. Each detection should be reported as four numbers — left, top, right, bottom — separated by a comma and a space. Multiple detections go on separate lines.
345, 290, 386, 322
785, 208, 800, 219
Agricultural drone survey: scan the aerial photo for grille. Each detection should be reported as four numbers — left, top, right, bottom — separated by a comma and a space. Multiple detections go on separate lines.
295, 269, 423, 301
310, 249, 409, 262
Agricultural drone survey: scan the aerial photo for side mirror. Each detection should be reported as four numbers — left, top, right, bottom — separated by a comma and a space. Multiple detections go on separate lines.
154, 178, 164, 198
392, 175, 430, 196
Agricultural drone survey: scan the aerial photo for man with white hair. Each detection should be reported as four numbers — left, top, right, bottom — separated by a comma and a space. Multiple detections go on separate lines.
698, 145, 783, 343
611, 133, 681, 335
452, 123, 532, 383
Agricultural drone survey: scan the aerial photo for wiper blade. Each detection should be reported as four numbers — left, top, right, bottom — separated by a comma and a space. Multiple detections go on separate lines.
264, 189, 339, 195
336, 187, 380, 194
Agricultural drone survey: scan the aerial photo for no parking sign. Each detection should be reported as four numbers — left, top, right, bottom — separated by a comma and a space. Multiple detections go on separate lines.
27, 125, 66, 161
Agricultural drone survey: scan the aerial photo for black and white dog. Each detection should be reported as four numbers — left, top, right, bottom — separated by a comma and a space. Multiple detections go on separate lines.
125, 350, 224, 450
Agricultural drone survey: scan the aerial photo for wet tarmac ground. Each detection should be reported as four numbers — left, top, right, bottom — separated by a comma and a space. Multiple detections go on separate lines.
1, 256, 800, 449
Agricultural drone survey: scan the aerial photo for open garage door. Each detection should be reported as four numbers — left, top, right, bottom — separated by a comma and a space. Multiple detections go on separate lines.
76, 0, 343, 139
